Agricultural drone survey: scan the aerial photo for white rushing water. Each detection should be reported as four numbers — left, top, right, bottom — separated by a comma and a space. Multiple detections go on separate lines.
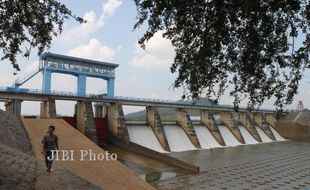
256, 126, 273, 143
193, 125, 222, 149
218, 125, 242, 146
127, 125, 167, 153
269, 126, 286, 141
163, 125, 197, 152
238, 125, 259, 144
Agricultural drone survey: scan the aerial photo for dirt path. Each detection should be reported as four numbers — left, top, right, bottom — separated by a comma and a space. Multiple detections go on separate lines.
22, 118, 155, 190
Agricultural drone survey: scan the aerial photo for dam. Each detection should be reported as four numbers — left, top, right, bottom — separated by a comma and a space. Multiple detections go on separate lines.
0, 53, 309, 190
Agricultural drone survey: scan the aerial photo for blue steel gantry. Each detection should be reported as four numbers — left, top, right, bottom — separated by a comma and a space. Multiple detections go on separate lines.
40, 52, 118, 97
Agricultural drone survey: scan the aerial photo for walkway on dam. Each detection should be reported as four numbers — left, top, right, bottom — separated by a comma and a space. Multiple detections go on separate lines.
152, 141, 310, 190
22, 118, 155, 190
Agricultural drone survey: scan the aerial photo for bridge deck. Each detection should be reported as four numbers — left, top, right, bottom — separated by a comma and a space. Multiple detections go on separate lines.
0, 87, 277, 113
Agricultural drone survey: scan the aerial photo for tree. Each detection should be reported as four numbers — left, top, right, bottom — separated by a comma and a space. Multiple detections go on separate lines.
133, 0, 310, 112
0, 0, 84, 72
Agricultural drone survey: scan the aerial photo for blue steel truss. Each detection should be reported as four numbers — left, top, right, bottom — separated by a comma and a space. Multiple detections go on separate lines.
40, 52, 118, 97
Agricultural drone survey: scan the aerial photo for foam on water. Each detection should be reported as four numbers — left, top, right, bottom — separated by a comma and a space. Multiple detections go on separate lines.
193, 125, 222, 149
256, 126, 273, 142
163, 125, 197, 152
269, 126, 286, 141
218, 125, 242, 146
127, 125, 167, 153
238, 125, 259, 144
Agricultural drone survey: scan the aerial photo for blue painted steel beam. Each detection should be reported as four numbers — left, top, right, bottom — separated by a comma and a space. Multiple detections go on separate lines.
77, 75, 87, 96
42, 69, 51, 94
44, 67, 115, 80
107, 79, 115, 97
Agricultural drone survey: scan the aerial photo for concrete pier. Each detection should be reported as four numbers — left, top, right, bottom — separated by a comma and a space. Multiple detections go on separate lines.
239, 112, 262, 142
75, 101, 98, 143
146, 106, 170, 151
176, 108, 201, 148
107, 103, 129, 142
221, 111, 245, 144
40, 98, 56, 118
254, 113, 276, 140
201, 110, 226, 146
5, 100, 22, 117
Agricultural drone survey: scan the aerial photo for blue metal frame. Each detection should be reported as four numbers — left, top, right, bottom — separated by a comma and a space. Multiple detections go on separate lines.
40, 52, 118, 97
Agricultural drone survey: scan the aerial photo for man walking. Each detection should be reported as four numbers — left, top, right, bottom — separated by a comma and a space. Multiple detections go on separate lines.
41, 125, 59, 173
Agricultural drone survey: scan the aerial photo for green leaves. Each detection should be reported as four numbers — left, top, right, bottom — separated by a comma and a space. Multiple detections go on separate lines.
0, 0, 84, 71
133, 0, 310, 112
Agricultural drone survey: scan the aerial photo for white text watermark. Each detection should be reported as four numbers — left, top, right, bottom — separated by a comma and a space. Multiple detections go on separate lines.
46, 149, 117, 161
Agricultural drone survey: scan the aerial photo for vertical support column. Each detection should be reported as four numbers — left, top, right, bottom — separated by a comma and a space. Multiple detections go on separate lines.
107, 102, 129, 142
84, 101, 98, 144
201, 110, 226, 146
77, 74, 87, 96
76, 101, 86, 134
94, 103, 106, 118
239, 112, 262, 142
42, 69, 52, 94
40, 99, 56, 118
266, 114, 277, 128
12, 100, 22, 117
40, 101, 49, 118
146, 106, 170, 151
176, 108, 201, 148
221, 111, 245, 144
254, 113, 276, 140
5, 100, 13, 115
107, 78, 115, 98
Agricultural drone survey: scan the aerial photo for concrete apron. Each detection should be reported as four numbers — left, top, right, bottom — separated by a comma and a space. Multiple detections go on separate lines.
109, 135, 199, 173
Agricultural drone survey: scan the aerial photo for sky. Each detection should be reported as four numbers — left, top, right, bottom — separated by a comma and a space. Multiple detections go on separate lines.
0, 0, 309, 115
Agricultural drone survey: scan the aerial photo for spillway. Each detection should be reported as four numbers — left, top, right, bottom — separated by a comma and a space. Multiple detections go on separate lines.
256, 126, 273, 143
218, 125, 242, 146
193, 125, 222, 149
163, 125, 197, 152
269, 126, 286, 141
238, 125, 259, 144
127, 125, 167, 153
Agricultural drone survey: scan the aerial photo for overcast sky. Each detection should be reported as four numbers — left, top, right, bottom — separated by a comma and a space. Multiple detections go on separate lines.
0, 0, 309, 115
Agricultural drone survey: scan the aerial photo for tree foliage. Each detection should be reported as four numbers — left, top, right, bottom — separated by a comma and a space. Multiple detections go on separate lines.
133, 0, 310, 111
0, 0, 84, 71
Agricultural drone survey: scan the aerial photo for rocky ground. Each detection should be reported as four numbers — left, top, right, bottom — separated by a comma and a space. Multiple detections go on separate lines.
0, 110, 101, 190
0, 109, 32, 153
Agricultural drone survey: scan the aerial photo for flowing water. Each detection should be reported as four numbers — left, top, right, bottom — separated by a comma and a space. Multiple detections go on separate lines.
238, 125, 259, 144
218, 125, 242, 146
193, 125, 222, 149
163, 125, 197, 152
127, 125, 167, 153
256, 126, 273, 142
270, 126, 286, 141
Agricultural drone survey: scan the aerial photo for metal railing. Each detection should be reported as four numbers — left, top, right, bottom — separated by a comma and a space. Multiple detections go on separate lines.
0, 86, 277, 112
